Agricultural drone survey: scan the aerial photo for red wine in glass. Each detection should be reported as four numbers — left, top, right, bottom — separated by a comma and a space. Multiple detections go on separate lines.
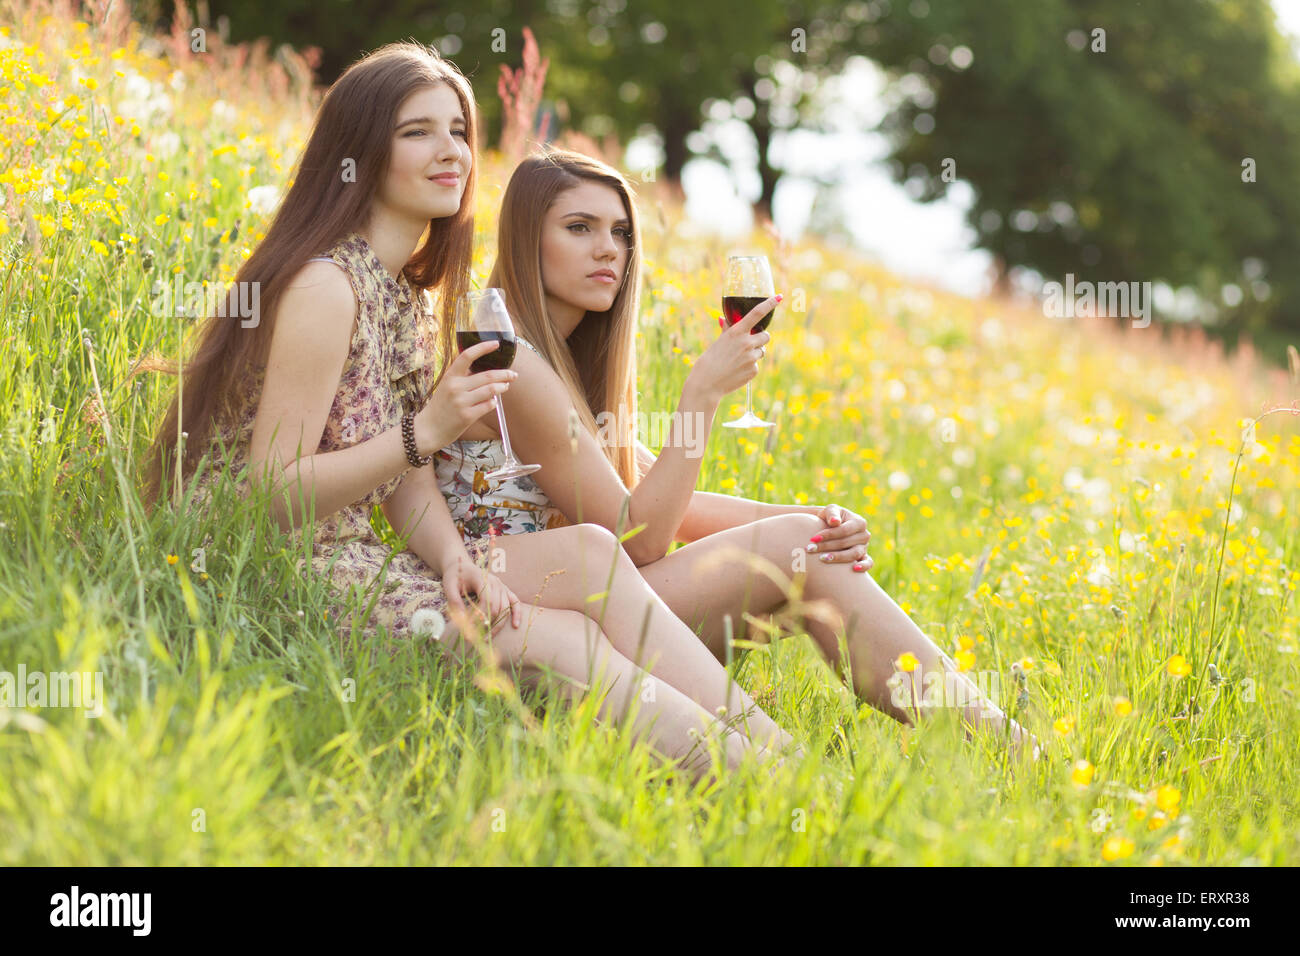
720, 255, 776, 429
456, 330, 518, 373
455, 288, 540, 480
722, 295, 776, 334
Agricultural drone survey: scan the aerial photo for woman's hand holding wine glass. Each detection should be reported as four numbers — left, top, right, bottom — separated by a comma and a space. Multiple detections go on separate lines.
454, 288, 540, 480
413, 338, 517, 456
685, 293, 780, 405
720, 254, 779, 429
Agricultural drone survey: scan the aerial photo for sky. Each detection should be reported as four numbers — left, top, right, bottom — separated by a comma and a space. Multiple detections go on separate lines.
661, 1, 1300, 299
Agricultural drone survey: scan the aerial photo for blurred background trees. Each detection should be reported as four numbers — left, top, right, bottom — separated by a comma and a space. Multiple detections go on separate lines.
135, 0, 1300, 358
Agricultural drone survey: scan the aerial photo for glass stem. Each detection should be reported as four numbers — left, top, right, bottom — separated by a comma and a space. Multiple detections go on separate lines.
494, 396, 518, 464
744, 381, 754, 417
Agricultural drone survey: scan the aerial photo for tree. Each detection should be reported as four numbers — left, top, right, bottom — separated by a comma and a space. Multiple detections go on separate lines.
863, 0, 1300, 341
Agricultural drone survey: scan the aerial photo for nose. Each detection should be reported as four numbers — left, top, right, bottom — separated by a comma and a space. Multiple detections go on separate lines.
595, 229, 620, 262
435, 127, 464, 165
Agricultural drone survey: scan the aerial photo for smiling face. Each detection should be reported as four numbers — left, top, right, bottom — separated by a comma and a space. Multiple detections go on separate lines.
377, 82, 471, 224
539, 179, 632, 336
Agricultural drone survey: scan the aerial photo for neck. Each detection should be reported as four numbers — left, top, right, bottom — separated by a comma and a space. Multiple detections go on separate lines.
545, 292, 586, 341
358, 208, 430, 280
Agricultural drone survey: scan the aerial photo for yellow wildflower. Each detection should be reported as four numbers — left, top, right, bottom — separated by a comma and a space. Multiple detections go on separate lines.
1102, 836, 1135, 861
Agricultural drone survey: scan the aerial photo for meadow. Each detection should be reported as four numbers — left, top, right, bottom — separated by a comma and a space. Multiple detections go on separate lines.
1, 3, 1297, 865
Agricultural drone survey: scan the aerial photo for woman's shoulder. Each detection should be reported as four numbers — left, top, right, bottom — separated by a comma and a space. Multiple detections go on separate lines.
279, 259, 359, 330
501, 338, 571, 428
291, 240, 369, 321
514, 334, 543, 358
299, 233, 377, 290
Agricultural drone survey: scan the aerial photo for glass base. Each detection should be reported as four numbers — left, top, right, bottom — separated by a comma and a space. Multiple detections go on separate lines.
487, 462, 541, 481
722, 412, 775, 429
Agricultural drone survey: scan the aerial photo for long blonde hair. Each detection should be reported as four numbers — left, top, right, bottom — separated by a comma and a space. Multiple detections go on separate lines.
136, 41, 479, 510
487, 148, 642, 488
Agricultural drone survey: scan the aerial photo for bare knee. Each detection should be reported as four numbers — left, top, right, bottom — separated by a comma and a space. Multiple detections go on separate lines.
571, 521, 620, 550
734, 513, 825, 570
776, 512, 825, 541
568, 522, 634, 570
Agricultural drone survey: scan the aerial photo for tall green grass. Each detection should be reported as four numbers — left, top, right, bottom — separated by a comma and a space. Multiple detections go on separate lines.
1, 1, 1297, 865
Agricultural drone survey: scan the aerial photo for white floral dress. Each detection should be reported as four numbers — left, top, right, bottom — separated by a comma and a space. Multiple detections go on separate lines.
434, 337, 570, 544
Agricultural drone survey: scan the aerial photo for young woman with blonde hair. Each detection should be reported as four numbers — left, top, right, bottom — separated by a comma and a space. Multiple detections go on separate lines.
137, 44, 796, 779
438, 147, 1039, 758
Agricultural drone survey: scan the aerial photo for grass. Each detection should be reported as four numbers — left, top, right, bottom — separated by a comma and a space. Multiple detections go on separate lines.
1, 1, 1298, 865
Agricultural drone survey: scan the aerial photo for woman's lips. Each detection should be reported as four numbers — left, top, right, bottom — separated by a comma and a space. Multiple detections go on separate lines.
588, 271, 616, 283
428, 174, 459, 186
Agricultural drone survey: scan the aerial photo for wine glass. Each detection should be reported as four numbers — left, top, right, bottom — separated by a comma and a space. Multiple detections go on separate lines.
721, 254, 776, 429
455, 288, 540, 480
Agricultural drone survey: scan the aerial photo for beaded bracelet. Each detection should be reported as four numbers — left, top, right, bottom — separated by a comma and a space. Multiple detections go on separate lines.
400, 411, 432, 467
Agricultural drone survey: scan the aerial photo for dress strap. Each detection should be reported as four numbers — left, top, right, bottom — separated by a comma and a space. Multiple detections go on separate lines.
306, 256, 336, 263
515, 335, 543, 358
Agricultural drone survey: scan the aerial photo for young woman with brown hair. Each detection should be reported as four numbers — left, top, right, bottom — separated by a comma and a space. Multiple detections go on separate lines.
439, 147, 1040, 759
136, 44, 797, 779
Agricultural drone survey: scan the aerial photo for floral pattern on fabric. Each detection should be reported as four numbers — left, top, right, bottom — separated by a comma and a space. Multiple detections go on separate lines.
433, 337, 571, 545
186, 230, 492, 648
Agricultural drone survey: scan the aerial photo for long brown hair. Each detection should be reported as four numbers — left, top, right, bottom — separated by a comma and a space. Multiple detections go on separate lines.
135, 41, 479, 511
487, 148, 642, 488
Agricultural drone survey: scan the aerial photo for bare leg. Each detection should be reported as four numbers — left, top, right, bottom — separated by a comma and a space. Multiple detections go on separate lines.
637, 514, 1039, 757
485, 523, 801, 758
436, 601, 763, 782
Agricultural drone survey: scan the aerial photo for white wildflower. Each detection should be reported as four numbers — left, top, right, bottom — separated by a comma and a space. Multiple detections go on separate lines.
411, 608, 446, 641
887, 470, 912, 492
247, 185, 281, 217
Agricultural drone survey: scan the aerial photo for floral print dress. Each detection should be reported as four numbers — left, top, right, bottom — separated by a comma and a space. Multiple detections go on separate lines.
188, 231, 491, 648
434, 336, 571, 545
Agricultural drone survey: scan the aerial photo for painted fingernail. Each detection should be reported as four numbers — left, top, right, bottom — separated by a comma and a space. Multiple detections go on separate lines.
820, 554, 832, 563
806, 543, 817, 553
810, 534, 823, 543
775, 294, 783, 302
853, 563, 864, 571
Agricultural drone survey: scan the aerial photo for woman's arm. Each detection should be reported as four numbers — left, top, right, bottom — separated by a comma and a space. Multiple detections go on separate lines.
382, 463, 478, 576
637, 441, 871, 570
501, 347, 714, 565
248, 263, 510, 537
635, 441, 820, 543
382, 460, 522, 626
248, 263, 424, 535
498, 298, 777, 566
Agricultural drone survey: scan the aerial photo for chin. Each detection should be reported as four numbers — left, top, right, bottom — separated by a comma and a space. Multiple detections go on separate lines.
575, 288, 619, 314
423, 202, 461, 221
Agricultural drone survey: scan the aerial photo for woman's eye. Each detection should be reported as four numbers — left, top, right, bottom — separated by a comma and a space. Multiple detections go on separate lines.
567, 223, 588, 233
404, 128, 468, 139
